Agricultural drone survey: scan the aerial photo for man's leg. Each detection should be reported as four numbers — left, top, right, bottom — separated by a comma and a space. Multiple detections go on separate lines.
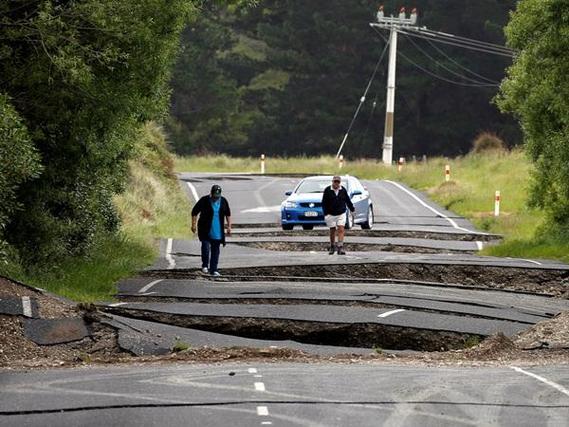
329, 226, 336, 254
337, 225, 346, 254
201, 240, 210, 270
209, 240, 221, 274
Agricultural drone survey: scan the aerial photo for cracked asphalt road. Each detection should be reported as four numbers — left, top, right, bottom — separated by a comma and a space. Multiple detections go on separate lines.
3, 173, 569, 426
1, 364, 568, 426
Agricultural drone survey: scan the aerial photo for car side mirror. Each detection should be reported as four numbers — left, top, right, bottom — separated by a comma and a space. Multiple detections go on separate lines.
285, 191, 292, 196
352, 190, 362, 196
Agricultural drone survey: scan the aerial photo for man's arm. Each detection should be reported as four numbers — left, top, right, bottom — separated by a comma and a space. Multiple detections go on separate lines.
226, 216, 232, 236
321, 187, 330, 216
344, 188, 355, 212
191, 197, 203, 234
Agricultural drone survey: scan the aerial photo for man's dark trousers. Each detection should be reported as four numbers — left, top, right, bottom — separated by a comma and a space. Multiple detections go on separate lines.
201, 239, 221, 272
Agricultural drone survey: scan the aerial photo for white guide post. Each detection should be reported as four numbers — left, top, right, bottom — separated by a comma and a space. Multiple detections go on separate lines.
260, 154, 265, 174
494, 190, 501, 217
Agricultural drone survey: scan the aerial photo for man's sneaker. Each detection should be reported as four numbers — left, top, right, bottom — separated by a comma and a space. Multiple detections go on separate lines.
201, 267, 209, 274
328, 245, 336, 255
211, 271, 221, 277
337, 247, 346, 255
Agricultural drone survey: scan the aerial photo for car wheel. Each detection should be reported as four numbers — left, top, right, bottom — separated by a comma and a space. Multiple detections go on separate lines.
302, 225, 314, 230
282, 224, 294, 231
361, 205, 374, 229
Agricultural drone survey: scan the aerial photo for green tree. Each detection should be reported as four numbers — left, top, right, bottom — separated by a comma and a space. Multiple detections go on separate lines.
498, 0, 569, 229
0, 0, 193, 265
0, 95, 42, 261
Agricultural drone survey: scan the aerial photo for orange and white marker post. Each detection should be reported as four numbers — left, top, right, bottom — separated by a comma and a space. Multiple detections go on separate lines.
339, 154, 344, 169
397, 157, 405, 172
445, 164, 451, 182
494, 190, 501, 217
260, 154, 265, 174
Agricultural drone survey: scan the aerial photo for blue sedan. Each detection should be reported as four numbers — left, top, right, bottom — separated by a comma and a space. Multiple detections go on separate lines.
280, 175, 374, 230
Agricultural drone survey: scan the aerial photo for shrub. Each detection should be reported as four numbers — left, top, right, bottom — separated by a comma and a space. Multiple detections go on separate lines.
0, 95, 42, 261
471, 132, 506, 154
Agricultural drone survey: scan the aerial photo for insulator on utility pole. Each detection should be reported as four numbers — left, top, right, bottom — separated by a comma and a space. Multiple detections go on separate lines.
377, 5, 384, 20
410, 8, 418, 25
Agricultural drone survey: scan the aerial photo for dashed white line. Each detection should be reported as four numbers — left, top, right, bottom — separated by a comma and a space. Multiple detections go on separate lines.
260, 423, 272, 425
511, 366, 569, 398
256, 406, 269, 416
21, 296, 32, 317
248, 368, 258, 374
186, 182, 200, 203
254, 382, 266, 392
383, 180, 473, 233
139, 279, 163, 294
377, 309, 406, 318
254, 374, 263, 378
166, 238, 175, 270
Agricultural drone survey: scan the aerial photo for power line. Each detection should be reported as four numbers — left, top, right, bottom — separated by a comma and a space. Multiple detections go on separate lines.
415, 27, 513, 54
424, 38, 499, 84
395, 27, 514, 57
402, 33, 500, 86
335, 39, 390, 158
372, 28, 499, 88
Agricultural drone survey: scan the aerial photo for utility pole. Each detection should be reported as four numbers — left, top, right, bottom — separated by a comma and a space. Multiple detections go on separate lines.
373, 6, 418, 165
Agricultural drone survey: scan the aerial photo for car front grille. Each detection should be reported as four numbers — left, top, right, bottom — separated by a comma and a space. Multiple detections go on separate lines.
299, 202, 322, 208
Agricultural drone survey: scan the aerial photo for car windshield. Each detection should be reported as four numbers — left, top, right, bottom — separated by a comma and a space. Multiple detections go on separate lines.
295, 180, 330, 194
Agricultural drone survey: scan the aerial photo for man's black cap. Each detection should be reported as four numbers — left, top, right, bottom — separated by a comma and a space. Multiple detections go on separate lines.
211, 184, 222, 196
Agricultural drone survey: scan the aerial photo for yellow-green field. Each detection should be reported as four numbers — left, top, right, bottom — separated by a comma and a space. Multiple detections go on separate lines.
175, 151, 568, 263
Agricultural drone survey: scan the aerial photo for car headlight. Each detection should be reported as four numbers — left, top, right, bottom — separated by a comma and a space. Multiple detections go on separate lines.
284, 201, 297, 208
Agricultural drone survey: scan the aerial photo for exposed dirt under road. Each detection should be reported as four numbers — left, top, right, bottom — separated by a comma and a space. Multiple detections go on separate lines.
234, 241, 474, 254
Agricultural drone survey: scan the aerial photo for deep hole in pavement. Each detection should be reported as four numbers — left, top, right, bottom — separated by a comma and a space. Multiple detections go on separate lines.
145, 264, 569, 297
103, 307, 481, 352
232, 229, 501, 242
233, 241, 473, 254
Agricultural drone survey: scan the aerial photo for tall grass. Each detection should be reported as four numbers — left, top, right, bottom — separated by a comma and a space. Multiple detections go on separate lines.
176, 150, 568, 262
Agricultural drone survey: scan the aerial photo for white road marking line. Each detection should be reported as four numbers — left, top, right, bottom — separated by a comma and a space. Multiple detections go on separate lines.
511, 366, 569, 398
523, 259, 543, 266
248, 368, 258, 374
254, 382, 266, 392
139, 279, 163, 294
383, 180, 473, 233
241, 205, 281, 214
377, 309, 405, 318
138, 292, 157, 296
476, 241, 484, 251
254, 374, 263, 378
256, 406, 269, 416
108, 302, 128, 307
261, 422, 273, 425
186, 182, 200, 203
166, 238, 175, 270
21, 296, 32, 317
254, 179, 278, 207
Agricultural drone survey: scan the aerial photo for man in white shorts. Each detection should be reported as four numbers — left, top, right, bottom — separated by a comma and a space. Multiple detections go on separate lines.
321, 176, 355, 255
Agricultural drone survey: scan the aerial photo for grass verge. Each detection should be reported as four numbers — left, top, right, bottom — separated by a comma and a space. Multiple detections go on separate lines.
175, 150, 569, 263
1, 123, 191, 302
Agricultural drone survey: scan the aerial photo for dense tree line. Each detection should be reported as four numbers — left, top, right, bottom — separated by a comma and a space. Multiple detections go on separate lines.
498, 0, 569, 232
168, 0, 520, 158
0, 0, 194, 265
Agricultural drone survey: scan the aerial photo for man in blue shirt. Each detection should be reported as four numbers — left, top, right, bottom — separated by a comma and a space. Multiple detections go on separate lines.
191, 185, 232, 277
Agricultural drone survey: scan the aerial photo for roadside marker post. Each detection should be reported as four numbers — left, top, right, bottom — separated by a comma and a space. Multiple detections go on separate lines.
494, 190, 501, 217
261, 154, 266, 174
397, 157, 405, 172
445, 164, 450, 182
339, 154, 344, 169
